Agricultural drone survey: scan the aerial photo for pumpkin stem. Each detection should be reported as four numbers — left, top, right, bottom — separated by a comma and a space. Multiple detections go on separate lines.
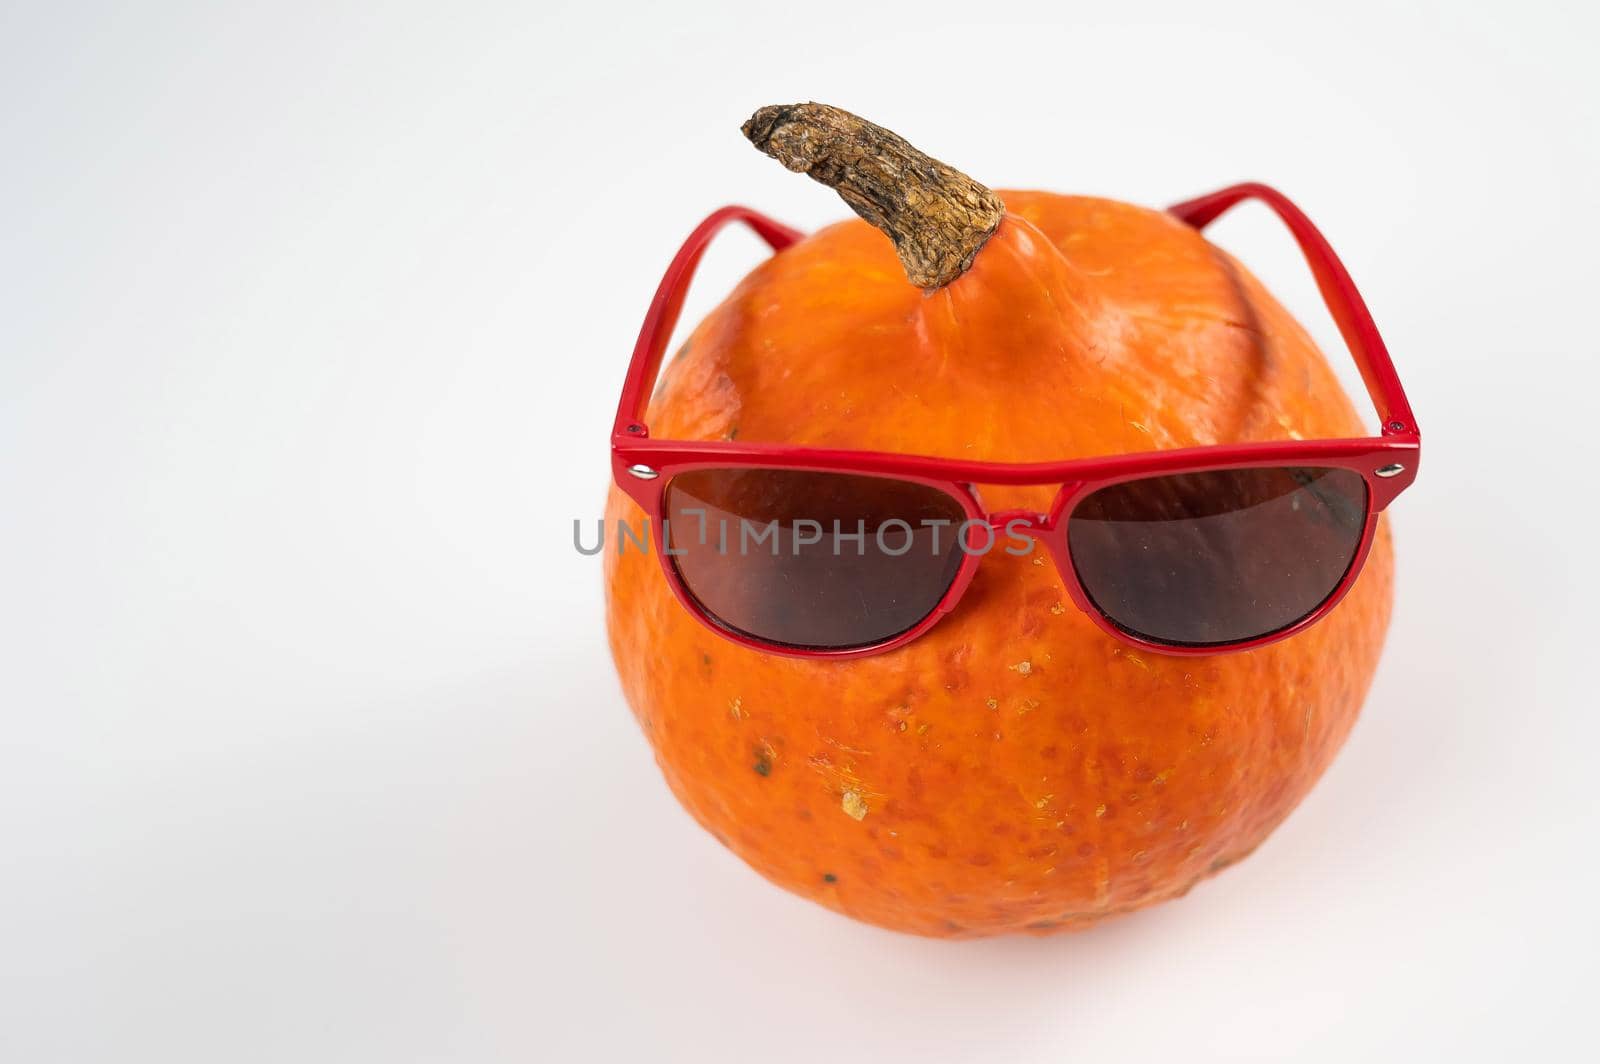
742, 103, 1004, 289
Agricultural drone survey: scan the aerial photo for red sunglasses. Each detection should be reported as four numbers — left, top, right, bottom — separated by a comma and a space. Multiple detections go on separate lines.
611, 184, 1420, 658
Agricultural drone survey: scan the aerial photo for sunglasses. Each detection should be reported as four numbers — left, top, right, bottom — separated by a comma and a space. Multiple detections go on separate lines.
611, 184, 1420, 658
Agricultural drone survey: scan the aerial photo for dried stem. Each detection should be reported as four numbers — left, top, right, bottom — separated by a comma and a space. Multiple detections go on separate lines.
742, 103, 1004, 289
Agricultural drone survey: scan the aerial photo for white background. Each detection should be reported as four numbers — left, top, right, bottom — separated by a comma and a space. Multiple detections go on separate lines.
3, 1, 1598, 1061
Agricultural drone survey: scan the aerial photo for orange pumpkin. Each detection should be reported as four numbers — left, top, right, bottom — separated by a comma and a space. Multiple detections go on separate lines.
604, 105, 1392, 937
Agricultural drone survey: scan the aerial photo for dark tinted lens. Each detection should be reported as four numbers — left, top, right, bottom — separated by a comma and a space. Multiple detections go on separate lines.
1067, 467, 1368, 647
663, 469, 968, 650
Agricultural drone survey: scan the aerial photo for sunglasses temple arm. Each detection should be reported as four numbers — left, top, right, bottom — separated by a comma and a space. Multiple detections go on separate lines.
612, 207, 804, 439
1167, 183, 1418, 438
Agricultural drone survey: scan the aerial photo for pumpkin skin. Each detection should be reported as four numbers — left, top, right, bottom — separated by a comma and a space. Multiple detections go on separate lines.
604, 191, 1393, 937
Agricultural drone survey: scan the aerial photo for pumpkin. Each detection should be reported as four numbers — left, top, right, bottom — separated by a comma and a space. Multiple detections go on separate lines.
604, 104, 1393, 937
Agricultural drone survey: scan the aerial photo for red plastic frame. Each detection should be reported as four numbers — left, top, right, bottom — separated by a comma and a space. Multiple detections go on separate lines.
611, 186, 1420, 658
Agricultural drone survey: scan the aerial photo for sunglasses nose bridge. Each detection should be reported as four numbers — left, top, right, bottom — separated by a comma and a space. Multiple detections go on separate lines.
985, 508, 1055, 538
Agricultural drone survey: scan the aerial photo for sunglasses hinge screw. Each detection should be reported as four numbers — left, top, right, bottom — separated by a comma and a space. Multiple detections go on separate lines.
626, 464, 660, 480
1374, 463, 1406, 478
